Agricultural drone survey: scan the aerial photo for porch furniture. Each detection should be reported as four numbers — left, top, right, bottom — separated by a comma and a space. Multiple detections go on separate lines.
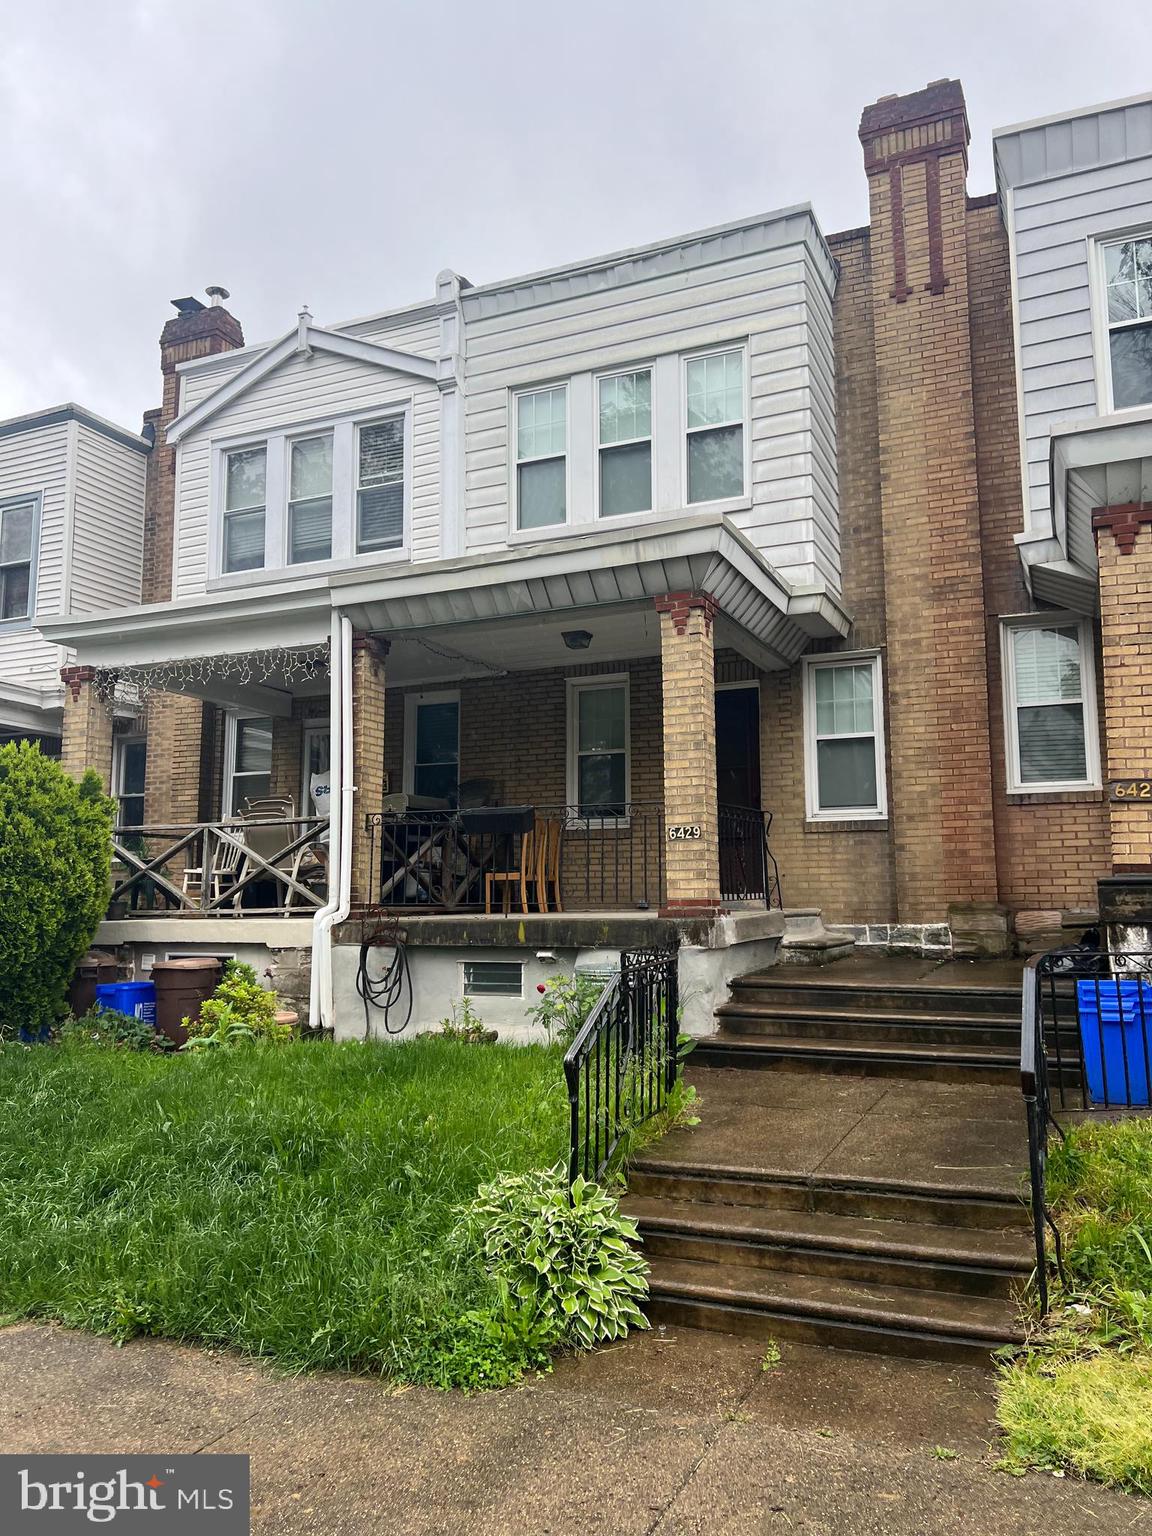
470, 807, 539, 915
181, 825, 247, 907
485, 827, 538, 915
244, 795, 294, 818
535, 817, 564, 913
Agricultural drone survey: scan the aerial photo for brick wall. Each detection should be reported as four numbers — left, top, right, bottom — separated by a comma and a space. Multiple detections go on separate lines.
1096, 513, 1152, 871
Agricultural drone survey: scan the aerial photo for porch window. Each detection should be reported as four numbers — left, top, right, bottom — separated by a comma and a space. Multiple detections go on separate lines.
302, 722, 331, 817
1002, 619, 1099, 791
223, 446, 267, 573
113, 735, 147, 829
516, 386, 567, 529
1101, 234, 1152, 410
0, 497, 36, 621
685, 350, 744, 504
598, 369, 652, 517
567, 676, 629, 817
357, 418, 405, 552
289, 434, 333, 564
804, 655, 887, 819
404, 693, 460, 803
227, 715, 274, 814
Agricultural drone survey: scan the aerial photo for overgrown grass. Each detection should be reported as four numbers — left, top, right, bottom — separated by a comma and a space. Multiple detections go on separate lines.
998, 1117, 1152, 1494
0, 1038, 567, 1381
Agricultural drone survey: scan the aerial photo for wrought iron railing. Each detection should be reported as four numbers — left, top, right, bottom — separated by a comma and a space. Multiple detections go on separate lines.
718, 804, 782, 907
108, 820, 328, 918
368, 801, 666, 913
1021, 944, 1152, 1310
564, 947, 679, 1185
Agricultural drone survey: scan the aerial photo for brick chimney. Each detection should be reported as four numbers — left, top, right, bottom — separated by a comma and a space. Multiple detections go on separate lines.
857, 81, 998, 923
141, 294, 244, 604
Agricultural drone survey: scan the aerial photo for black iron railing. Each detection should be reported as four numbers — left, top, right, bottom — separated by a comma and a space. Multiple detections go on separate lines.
718, 804, 782, 907
564, 947, 679, 1185
369, 802, 666, 913
1021, 944, 1152, 1310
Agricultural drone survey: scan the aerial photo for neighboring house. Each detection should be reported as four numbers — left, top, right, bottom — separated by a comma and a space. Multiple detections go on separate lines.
0, 405, 147, 753
37, 79, 1152, 1036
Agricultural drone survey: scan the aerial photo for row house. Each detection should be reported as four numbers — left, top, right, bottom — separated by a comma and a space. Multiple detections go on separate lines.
36, 79, 1152, 1035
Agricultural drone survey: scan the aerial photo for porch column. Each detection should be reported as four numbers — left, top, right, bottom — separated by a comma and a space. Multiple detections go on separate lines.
1094, 505, 1152, 876
143, 693, 209, 824
655, 593, 721, 915
350, 636, 388, 910
59, 665, 113, 788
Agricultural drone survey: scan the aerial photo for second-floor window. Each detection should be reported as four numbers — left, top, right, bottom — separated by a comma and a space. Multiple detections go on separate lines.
686, 350, 745, 504
1103, 235, 1152, 410
223, 446, 267, 573
599, 369, 652, 517
0, 498, 35, 621
289, 434, 333, 564
357, 419, 405, 552
516, 386, 567, 529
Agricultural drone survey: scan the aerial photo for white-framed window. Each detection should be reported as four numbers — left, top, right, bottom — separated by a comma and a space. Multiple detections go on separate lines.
515, 385, 567, 530
566, 675, 630, 818
403, 690, 460, 804
1001, 617, 1100, 792
224, 714, 274, 815
112, 734, 147, 828
288, 433, 333, 564
302, 720, 331, 818
0, 496, 38, 623
357, 417, 405, 553
1099, 233, 1152, 411
803, 654, 887, 820
462, 960, 524, 998
222, 445, 267, 573
598, 368, 652, 517
684, 348, 745, 505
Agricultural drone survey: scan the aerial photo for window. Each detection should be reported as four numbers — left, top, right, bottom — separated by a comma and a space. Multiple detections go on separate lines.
0, 498, 35, 621
113, 735, 147, 828
223, 446, 266, 573
804, 656, 887, 819
685, 350, 744, 504
462, 961, 524, 998
357, 418, 405, 552
567, 677, 629, 817
598, 369, 652, 517
1102, 235, 1152, 410
404, 693, 460, 803
226, 715, 273, 814
516, 386, 567, 529
1003, 620, 1099, 791
289, 434, 333, 564
302, 722, 331, 817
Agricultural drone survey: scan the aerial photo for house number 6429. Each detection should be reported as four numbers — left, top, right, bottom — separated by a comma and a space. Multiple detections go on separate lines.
667, 824, 702, 841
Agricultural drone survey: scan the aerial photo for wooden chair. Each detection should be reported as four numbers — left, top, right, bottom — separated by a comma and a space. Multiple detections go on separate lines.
181, 827, 246, 909
485, 827, 537, 915
535, 817, 564, 913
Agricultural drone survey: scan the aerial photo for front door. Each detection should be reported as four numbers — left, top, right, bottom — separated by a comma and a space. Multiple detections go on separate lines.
715, 685, 761, 809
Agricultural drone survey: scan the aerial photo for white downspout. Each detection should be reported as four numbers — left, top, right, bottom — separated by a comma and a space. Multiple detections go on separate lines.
309, 612, 354, 1031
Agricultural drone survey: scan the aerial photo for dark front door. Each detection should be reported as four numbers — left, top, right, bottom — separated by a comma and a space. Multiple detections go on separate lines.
715, 685, 761, 809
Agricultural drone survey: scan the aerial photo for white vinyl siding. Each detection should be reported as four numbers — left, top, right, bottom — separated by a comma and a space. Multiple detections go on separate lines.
461, 212, 840, 591
0, 422, 70, 708
70, 424, 146, 611
803, 654, 887, 820
1001, 618, 1100, 792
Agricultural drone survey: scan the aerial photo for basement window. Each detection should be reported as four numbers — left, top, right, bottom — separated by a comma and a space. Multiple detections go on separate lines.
803, 654, 887, 820
462, 961, 524, 998
1001, 618, 1100, 792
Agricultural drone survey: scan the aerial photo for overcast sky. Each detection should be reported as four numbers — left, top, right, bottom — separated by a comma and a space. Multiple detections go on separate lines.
2, 0, 1150, 430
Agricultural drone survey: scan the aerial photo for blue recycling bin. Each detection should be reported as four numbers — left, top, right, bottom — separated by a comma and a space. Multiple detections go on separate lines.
1076, 978, 1152, 1106
95, 980, 157, 1027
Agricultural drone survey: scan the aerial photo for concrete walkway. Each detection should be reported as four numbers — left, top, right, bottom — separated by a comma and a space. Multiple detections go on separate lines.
1, 1321, 1142, 1534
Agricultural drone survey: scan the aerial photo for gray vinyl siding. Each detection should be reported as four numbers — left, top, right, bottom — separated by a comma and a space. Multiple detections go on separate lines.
0, 420, 71, 699
459, 213, 841, 593
996, 99, 1152, 534
70, 424, 146, 611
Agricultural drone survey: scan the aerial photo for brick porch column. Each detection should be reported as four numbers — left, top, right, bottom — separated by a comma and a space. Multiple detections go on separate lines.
143, 693, 209, 824
59, 665, 113, 787
1094, 505, 1152, 873
656, 593, 720, 915
350, 636, 388, 909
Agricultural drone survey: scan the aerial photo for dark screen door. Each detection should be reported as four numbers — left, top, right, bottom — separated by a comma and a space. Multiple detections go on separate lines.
715, 686, 761, 809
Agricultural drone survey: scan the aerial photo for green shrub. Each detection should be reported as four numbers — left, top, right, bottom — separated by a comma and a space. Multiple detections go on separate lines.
527, 973, 606, 1048
455, 1164, 648, 1349
0, 742, 114, 1039
59, 1008, 170, 1053
184, 964, 291, 1049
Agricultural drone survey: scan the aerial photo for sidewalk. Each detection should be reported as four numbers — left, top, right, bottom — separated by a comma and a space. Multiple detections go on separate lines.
1, 1321, 1142, 1534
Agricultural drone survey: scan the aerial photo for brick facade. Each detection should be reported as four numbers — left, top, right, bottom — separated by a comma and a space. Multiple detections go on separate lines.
59, 667, 112, 786
657, 595, 721, 914
1096, 515, 1152, 872
350, 638, 389, 908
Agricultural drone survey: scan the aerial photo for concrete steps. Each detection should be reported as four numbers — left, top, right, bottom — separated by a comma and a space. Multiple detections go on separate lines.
693, 1031, 1020, 1082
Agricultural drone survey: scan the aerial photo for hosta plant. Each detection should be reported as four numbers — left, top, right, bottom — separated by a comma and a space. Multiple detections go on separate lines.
456, 1164, 649, 1350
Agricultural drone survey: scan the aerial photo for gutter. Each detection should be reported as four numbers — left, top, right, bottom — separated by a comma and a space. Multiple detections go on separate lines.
309, 613, 354, 1030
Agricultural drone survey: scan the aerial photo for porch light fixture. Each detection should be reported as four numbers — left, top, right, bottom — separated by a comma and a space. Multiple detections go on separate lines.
561, 630, 593, 651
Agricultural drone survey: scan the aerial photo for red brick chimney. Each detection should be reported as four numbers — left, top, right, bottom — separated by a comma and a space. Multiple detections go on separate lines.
142, 294, 244, 604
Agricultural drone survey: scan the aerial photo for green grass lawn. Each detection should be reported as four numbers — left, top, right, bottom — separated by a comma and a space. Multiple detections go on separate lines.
998, 1117, 1152, 1495
0, 1038, 568, 1381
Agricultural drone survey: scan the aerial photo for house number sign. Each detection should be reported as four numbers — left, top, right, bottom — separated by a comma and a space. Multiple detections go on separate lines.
667, 824, 702, 841
1110, 779, 1152, 802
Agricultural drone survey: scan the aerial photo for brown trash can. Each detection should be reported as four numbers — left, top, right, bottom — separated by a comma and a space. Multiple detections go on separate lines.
151, 958, 222, 1048
68, 951, 119, 1019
